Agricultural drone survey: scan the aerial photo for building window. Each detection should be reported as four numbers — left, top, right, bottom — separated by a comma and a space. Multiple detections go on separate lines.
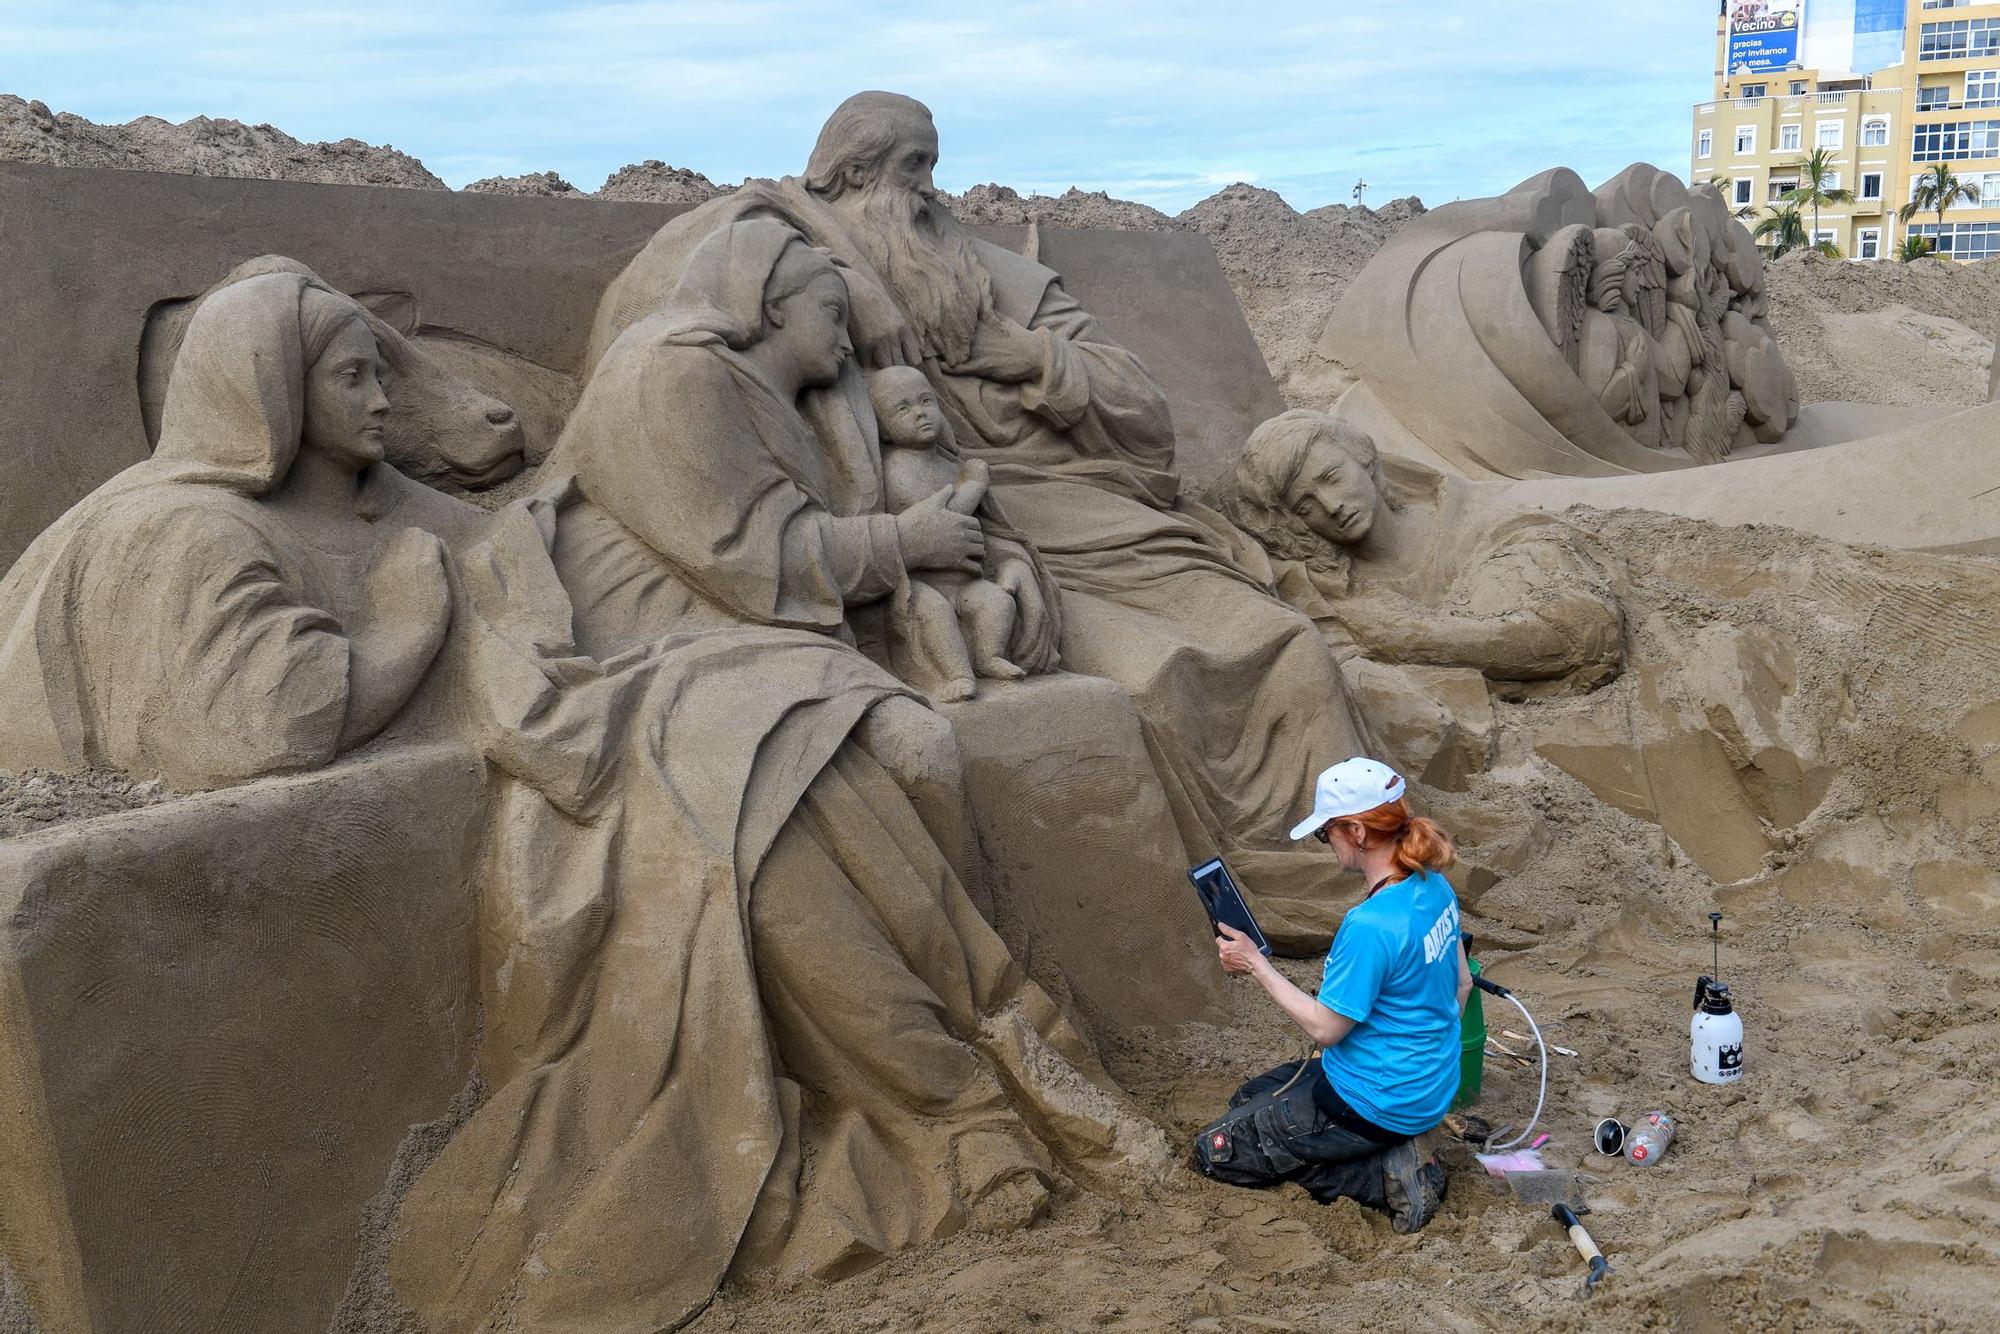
1817, 122, 1844, 150
1742, 84, 1767, 100
1769, 177, 1800, 201
1734, 178, 1755, 207
1911, 220, 2000, 259
1978, 171, 2000, 204
1920, 85, 1951, 109
1968, 70, 2000, 108
1699, 129, 1714, 159
1736, 126, 1757, 154
1791, 80, 1810, 96
1780, 124, 1803, 152
1857, 229, 1883, 260
1862, 118, 1890, 146
1911, 119, 2000, 160
1919, 18, 2000, 62
1861, 171, 1884, 199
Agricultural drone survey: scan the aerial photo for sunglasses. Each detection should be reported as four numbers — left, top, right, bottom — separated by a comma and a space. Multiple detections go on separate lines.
1312, 822, 1333, 844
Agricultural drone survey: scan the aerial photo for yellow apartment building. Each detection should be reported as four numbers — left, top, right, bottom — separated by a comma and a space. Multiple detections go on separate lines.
1692, 0, 2000, 260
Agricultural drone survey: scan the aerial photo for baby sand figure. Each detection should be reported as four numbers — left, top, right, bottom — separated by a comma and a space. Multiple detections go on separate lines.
869, 365, 1024, 701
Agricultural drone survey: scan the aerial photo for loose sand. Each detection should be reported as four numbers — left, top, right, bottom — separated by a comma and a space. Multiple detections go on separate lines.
6, 99, 1999, 1332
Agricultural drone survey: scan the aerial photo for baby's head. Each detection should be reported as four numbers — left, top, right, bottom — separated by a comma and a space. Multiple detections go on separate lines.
868, 366, 947, 449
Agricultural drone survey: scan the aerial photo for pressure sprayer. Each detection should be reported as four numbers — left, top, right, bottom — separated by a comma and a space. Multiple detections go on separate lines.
1469, 973, 1548, 1151
1691, 912, 1744, 1086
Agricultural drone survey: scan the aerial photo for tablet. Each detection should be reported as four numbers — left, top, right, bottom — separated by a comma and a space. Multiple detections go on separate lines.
1188, 857, 1273, 957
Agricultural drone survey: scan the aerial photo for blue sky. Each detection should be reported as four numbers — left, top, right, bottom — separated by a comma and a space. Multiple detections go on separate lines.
3, 1, 1718, 212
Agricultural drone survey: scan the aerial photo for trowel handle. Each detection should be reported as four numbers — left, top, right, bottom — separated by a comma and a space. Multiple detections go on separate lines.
1552, 1203, 1611, 1294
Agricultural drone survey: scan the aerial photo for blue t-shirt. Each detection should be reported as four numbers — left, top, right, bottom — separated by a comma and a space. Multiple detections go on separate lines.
1317, 869, 1464, 1136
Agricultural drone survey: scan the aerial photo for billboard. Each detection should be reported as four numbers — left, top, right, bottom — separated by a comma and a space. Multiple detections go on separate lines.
1729, 1, 1806, 74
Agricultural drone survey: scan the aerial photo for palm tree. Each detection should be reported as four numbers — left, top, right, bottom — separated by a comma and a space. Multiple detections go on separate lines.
1753, 204, 1810, 258
1896, 234, 1934, 263
1899, 163, 1982, 256
1780, 147, 1854, 246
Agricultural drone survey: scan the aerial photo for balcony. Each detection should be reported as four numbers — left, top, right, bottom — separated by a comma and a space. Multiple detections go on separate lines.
1695, 89, 1902, 116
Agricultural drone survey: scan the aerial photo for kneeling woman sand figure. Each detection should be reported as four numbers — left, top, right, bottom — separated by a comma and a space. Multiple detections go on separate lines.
1197, 758, 1468, 1233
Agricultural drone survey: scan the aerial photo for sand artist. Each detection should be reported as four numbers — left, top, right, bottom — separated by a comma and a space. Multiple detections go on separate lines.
1194, 759, 1465, 1233
0, 265, 1167, 1331
589, 90, 1376, 949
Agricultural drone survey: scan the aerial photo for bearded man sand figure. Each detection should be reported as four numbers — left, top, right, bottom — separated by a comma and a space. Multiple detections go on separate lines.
593, 92, 1372, 947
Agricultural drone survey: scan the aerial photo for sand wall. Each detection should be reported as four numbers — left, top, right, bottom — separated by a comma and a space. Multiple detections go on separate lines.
0, 744, 483, 1333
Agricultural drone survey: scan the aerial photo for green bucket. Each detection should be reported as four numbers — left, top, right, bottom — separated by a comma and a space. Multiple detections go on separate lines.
1452, 957, 1486, 1110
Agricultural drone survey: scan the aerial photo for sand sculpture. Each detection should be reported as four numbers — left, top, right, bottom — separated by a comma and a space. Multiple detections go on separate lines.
588, 91, 1376, 945
869, 364, 1030, 699
1227, 408, 1622, 789
1321, 163, 1800, 480
0, 258, 1172, 1331
1232, 410, 1623, 692
137, 255, 529, 491
12, 85, 1996, 1334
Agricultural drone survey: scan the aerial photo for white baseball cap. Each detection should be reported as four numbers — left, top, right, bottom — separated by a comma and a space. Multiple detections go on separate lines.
1288, 758, 1407, 840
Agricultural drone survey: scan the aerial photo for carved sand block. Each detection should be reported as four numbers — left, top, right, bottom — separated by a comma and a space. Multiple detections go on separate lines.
941, 674, 1228, 1042
0, 745, 483, 1334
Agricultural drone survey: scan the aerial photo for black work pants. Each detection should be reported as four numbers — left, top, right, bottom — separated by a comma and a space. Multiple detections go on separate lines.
1192, 1059, 1401, 1208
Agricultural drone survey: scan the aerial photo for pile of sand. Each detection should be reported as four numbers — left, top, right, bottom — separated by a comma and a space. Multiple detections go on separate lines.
461, 170, 588, 198
0, 95, 445, 190
1763, 249, 2000, 409
593, 160, 732, 203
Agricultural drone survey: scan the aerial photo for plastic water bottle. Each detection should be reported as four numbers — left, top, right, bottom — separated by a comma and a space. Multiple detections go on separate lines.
1625, 1110, 1676, 1166
1691, 979, 1744, 1084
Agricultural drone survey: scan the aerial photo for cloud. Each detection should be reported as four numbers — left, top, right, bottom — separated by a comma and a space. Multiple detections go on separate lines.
5, 1, 1718, 209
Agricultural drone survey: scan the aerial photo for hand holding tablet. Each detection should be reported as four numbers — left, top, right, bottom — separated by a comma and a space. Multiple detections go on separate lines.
1188, 858, 1273, 959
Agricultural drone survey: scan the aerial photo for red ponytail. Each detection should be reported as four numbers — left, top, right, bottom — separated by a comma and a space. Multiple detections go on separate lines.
1330, 798, 1457, 875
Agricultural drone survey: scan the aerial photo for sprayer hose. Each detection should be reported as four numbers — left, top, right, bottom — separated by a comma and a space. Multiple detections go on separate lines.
1481, 989, 1549, 1152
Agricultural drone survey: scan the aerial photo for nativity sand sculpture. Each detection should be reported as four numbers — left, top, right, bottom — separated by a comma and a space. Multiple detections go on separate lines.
0, 261, 1170, 1332
1320, 163, 1800, 480
589, 90, 1375, 946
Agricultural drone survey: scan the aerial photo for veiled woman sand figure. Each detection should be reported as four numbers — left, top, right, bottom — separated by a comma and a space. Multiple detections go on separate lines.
0, 268, 1160, 1332
0, 271, 466, 787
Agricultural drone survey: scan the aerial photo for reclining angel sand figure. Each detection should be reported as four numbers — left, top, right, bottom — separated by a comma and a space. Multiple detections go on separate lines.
587, 91, 1375, 950
869, 363, 1027, 700
0, 264, 1165, 1332
1231, 409, 1624, 693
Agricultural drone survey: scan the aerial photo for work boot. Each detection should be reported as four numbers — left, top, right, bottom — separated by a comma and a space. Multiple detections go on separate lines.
1382, 1130, 1448, 1234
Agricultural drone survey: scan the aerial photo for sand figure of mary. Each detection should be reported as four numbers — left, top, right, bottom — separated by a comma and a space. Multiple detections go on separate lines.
590, 92, 1379, 951
415, 216, 1162, 1332
0, 267, 1162, 1333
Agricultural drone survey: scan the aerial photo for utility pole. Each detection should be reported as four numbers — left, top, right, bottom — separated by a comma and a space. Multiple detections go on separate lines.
1352, 178, 1370, 207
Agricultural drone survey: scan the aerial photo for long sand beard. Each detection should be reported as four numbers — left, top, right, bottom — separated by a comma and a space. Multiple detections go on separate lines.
849, 184, 993, 364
